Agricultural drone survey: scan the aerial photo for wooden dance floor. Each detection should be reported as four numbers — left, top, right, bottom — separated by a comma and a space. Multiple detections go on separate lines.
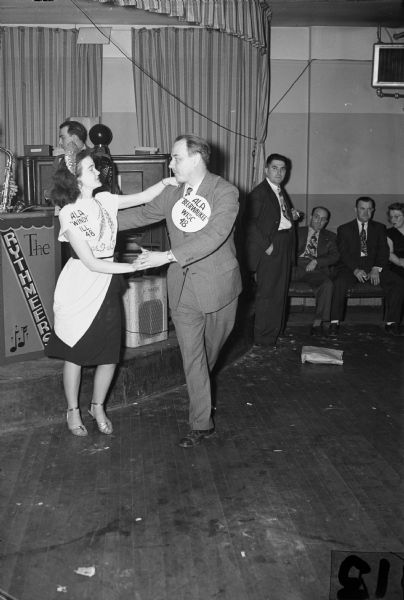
0, 320, 403, 600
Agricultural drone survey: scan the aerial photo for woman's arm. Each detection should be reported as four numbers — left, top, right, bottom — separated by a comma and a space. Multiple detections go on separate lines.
65, 229, 137, 274
117, 177, 177, 210
387, 236, 404, 267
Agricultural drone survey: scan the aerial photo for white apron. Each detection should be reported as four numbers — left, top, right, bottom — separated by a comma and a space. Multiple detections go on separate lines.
53, 192, 119, 347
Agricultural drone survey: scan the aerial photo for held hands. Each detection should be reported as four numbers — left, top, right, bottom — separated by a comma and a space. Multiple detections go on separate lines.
353, 267, 380, 285
353, 268, 368, 283
291, 208, 303, 221
368, 267, 380, 286
131, 248, 169, 271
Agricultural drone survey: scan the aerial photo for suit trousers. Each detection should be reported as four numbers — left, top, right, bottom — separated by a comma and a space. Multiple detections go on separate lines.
254, 228, 293, 345
291, 263, 333, 322
331, 265, 404, 322
170, 273, 238, 431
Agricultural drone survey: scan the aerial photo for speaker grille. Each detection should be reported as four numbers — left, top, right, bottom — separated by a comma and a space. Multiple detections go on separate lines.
138, 299, 164, 335
372, 44, 404, 87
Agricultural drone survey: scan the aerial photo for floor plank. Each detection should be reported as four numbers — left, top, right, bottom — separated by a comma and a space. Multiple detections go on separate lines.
0, 323, 403, 600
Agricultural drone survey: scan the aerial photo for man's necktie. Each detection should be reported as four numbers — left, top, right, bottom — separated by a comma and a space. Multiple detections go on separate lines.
360, 223, 367, 256
277, 186, 290, 221
304, 232, 318, 258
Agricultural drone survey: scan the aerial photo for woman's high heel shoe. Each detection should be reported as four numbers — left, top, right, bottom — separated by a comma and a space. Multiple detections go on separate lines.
66, 407, 88, 437
88, 402, 113, 435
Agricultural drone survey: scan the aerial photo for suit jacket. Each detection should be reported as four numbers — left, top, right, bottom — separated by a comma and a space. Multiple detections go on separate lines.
118, 171, 242, 312
245, 179, 294, 272
296, 226, 339, 273
336, 219, 389, 273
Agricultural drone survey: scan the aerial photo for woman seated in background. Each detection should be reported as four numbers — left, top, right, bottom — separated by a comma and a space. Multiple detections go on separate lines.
387, 202, 404, 279
45, 147, 176, 437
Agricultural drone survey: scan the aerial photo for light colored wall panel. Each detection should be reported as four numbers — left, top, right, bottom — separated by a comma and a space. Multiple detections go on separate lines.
309, 60, 404, 114
101, 112, 139, 155
308, 114, 404, 194
270, 60, 310, 113
311, 27, 377, 60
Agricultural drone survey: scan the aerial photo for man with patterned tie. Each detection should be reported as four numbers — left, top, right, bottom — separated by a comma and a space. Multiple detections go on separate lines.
329, 196, 404, 336
291, 206, 339, 336
246, 153, 301, 347
118, 134, 242, 447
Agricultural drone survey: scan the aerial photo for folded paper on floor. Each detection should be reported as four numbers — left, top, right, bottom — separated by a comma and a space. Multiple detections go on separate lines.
301, 346, 344, 365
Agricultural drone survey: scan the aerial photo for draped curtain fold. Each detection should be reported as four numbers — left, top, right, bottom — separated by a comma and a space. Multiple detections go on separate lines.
0, 27, 102, 156
93, 0, 271, 49
132, 27, 269, 195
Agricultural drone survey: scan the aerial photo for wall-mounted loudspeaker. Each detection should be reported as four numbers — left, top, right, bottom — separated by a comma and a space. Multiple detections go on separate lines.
372, 43, 404, 88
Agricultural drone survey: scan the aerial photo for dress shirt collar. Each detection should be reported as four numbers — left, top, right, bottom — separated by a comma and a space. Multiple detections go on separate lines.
357, 219, 368, 232
266, 178, 281, 196
184, 176, 205, 196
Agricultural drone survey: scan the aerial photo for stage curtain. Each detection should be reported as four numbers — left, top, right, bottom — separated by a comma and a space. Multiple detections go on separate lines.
132, 27, 269, 195
0, 27, 102, 156
93, 0, 271, 49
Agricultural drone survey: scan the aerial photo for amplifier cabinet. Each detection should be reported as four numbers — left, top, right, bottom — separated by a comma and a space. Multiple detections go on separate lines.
122, 275, 168, 348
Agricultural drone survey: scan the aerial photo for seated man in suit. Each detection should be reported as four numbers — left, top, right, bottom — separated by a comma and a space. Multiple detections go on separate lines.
330, 196, 404, 336
291, 206, 339, 335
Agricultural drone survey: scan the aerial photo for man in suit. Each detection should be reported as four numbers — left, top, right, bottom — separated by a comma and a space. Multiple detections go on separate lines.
292, 206, 339, 336
119, 134, 242, 447
56, 120, 87, 156
330, 196, 404, 336
246, 153, 300, 348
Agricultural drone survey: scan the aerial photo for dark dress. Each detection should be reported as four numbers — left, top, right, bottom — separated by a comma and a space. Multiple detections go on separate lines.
44, 274, 124, 366
387, 227, 404, 279
44, 193, 124, 366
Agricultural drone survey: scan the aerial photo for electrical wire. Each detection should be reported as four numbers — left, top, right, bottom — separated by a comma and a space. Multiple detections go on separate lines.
69, 0, 256, 140
68, 0, 316, 141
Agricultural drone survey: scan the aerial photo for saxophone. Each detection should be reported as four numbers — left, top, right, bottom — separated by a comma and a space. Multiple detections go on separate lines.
0, 146, 15, 213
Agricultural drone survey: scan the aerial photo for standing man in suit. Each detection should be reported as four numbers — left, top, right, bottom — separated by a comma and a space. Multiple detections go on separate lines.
246, 153, 300, 348
119, 134, 242, 447
330, 196, 404, 336
292, 206, 339, 336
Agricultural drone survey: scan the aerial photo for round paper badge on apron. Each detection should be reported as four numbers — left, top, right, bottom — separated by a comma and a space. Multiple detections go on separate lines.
172, 194, 211, 232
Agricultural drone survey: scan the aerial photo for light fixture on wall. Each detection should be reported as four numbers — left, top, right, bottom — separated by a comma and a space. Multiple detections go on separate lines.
77, 27, 111, 45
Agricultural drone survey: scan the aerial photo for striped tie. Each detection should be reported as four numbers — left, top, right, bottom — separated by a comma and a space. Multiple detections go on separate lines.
277, 186, 290, 221
360, 223, 367, 256
304, 233, 318, 258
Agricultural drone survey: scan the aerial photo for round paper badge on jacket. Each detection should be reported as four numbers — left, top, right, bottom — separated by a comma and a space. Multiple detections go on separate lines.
172, 194, 211, 232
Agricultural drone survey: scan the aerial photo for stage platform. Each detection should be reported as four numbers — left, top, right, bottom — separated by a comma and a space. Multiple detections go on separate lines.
0, 305, 253, 435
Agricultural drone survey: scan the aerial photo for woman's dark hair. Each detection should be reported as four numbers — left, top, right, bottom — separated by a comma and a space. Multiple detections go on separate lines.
50, 149, 91, 207
388, 202, 404, 214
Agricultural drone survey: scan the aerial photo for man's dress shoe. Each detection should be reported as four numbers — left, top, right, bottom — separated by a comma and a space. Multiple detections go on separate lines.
310, 324, 323, 337
178, 428, 216, 448
328, 323, 339, 337
384, 323, 402, 336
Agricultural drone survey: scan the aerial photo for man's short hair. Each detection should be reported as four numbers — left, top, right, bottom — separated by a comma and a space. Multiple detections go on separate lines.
355, 196, 375, 209
59, 120, 87, 144
175, 134, 211, 166
266, 153, 289, 168
311, 205, 330, 220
